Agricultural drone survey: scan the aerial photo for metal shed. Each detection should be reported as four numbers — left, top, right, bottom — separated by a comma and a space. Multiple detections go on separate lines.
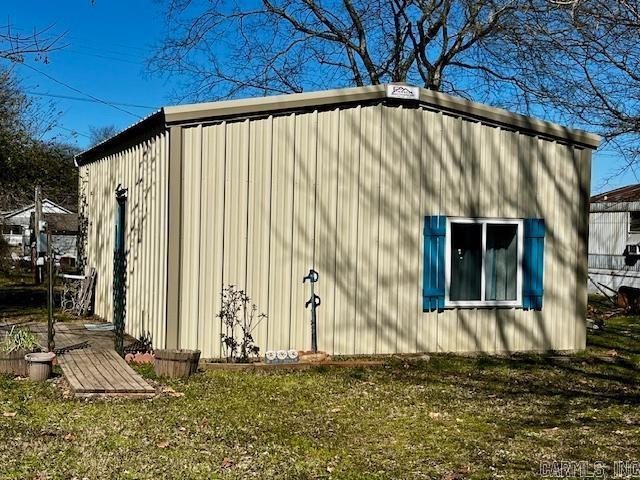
75, 84, 600, 357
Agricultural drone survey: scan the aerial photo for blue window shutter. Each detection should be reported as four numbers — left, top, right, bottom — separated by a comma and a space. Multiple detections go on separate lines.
523, 218, 545, 310
423, 216, 446, 312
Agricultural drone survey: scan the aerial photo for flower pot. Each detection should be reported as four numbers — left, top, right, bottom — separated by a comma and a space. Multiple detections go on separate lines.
24, 352, 56, 382
154, 349, 201, 378
0, 349, 36, 376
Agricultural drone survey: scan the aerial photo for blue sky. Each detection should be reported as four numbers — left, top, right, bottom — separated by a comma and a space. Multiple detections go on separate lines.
6, 1, 632, 194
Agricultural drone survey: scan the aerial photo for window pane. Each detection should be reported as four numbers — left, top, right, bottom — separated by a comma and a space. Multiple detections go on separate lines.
485, 224, 518, 301
631, 212, 640, 233
450, 223, 482, 301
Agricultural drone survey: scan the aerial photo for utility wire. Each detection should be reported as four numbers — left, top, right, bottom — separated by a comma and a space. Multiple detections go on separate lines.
55, 124, 91, 139
19, 62, 142, 119
63, 49, 143, 65
26, 91, 158, 109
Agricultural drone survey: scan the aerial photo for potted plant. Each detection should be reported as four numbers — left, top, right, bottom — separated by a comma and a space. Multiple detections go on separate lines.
0, 326, 42, 376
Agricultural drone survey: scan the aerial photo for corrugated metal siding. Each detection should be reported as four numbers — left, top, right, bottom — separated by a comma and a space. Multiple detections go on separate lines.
589, 211, 628, 255
589, 254, 640, 271
587, 209, 640, 295
179, 104, 589, 355
79, 131, 169, 348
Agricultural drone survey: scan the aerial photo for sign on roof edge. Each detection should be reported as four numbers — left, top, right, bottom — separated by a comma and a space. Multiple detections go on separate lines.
386, 84, 420, 101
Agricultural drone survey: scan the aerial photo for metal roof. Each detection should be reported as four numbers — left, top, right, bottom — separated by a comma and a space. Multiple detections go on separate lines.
29, 212, 79, 234
591, 184, 640, 203
1, 199, 73, 220
75, 84, 601, 166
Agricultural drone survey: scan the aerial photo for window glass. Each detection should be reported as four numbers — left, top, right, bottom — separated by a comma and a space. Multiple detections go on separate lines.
450, 223, 482, 301
485, 224, 518, 301
631, 212, 640, 233
1, 224, 22, 235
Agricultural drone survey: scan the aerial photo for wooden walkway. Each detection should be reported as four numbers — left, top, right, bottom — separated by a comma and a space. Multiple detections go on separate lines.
2, 321, 154, 396
0, 321, 135, 352
57, 349, 155, 396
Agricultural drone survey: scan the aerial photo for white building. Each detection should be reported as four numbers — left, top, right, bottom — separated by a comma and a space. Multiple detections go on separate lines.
0, 199, 75, 259
589, 184, 640, 293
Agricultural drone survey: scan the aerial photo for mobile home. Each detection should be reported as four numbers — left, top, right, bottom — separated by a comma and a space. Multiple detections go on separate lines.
589, 184, 640, 293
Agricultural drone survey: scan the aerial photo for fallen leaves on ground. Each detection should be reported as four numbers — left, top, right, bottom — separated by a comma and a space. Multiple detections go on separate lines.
162, 386, 185, 398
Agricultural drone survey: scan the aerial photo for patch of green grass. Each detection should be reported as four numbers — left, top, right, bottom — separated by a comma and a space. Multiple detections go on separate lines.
1, 292, 640, 478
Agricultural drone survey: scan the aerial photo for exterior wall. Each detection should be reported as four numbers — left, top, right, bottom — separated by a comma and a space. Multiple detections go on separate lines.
2, 201, 70, 251
79, 130, 169, 347
589, 211, 628, 256
177, 103, 591, 357
587, 209, 640, 293
52, 235, 77, 259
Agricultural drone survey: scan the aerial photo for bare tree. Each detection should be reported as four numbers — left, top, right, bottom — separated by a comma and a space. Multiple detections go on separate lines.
88, 125, 120, 147
481, 0, 640, 178
0, 21, 66, 63
0, 69, 78, 212
150, 0, 525, 101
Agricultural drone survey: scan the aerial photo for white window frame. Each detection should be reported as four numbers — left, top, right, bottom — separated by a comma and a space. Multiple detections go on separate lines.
445, 217, 524, 308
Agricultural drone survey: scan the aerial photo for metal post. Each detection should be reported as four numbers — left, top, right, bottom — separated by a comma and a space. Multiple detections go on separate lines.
34, 186, 43, 285
303, 269, 321, 352
47, 228, 55, 352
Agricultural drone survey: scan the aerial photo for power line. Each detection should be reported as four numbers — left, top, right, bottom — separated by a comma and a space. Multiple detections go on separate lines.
72, 44, 148, 59
63, 49, 144, 66
65, 34, 152, 55
55, 125, 91, 139
26, 90, 159, 109
19, 62, 142, 119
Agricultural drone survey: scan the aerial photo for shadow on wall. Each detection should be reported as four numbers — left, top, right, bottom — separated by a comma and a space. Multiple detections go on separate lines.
82, 137, 158, 339
87, 104, 589, 356
264, 103, 589, 354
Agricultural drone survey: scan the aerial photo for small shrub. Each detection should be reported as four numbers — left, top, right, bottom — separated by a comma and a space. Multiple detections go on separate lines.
217, 285, 266, 363
1, 326, 42, 353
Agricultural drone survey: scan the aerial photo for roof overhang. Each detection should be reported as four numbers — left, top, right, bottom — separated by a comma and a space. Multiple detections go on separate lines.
75, 84, 601, 166
75, 110, 165, 166
163, 85, 600, 149
591, 201, 640, 213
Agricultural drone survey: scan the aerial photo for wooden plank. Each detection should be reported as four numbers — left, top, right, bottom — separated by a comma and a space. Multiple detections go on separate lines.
61, 353, 93, 391
85, 350, 135, 392
96, 351, 140, 391
68, 353, 101, 393
58, 354, 90, 393
99, 351, 149, 392
64, 352, 105, 393
104, 350, 154, 392
54, 324, 80, 350
82, 350, 124, 392
59, 348, 154, 395
56, 355, 84, 392
71, 350, 110, 392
